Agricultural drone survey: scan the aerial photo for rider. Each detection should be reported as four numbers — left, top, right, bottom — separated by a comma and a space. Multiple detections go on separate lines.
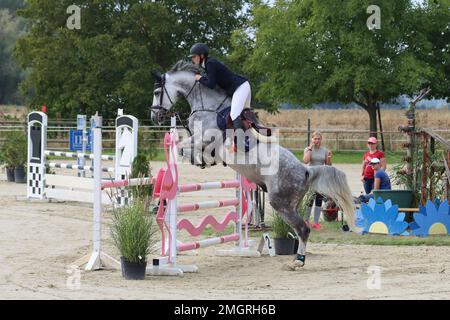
189, 43, 251, 150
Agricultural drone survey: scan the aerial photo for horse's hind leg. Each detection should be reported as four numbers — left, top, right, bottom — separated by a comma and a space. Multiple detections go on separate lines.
269, 188, 310, 269
278, 209, 310, 269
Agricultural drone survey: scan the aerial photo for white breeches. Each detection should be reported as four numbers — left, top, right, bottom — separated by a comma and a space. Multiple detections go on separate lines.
231, 81, 251, 120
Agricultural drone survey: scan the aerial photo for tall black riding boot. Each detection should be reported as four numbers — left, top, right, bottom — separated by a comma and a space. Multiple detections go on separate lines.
232, 117, 247, 152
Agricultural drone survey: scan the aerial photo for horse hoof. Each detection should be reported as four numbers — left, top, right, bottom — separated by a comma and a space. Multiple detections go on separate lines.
282, 259, 305, 271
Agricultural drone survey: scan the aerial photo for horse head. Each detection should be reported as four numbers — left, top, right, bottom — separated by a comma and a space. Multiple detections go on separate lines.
150, 70, 181, 125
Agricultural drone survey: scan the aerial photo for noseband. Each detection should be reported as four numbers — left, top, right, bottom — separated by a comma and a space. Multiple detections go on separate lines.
151, 73, 199, 123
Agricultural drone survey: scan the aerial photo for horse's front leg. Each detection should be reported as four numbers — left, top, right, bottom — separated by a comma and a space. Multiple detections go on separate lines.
178, 135, 206, 167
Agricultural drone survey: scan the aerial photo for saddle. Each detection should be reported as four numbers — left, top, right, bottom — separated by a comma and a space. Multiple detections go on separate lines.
217, 107, 273, 137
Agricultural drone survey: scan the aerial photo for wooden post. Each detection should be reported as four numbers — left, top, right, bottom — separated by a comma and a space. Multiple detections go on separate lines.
430, 137, 435, 200
421, 133, 428, 205
307, 118, 311, 148
336, 132, 339, 151
447, 151, 450, 201
377, 103, 386, 152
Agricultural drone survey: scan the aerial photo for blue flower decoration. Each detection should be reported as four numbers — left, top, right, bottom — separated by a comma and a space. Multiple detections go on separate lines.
360, 198, 409, 235
411, 200, 450, 237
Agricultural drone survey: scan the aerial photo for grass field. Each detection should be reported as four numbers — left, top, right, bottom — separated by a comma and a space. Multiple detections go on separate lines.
206, 219, 450, 246
148, 150, 403, 164
257, 108, 450, 131
308, 221, 450, 246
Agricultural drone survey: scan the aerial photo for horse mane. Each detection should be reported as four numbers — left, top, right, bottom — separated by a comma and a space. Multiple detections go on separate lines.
169, 60, 202, 74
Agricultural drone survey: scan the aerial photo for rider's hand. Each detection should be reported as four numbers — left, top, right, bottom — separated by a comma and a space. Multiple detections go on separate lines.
361, 175, 365, 182
194, 74, 202, 81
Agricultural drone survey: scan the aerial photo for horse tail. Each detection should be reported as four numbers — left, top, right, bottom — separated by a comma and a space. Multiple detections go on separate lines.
306, 166, 360, 232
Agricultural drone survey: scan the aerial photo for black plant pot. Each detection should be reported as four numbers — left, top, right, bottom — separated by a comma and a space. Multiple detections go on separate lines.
120, 257, 147, 280
6, 167, 15, 182
274, 238, 296, 255
14, 166, 26, 184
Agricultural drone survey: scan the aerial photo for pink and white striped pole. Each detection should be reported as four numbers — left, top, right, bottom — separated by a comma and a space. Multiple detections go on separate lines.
178, 180, 240, 193
177, 234, 240, 252
177, 199, 239, 213
101, 177, 154, 190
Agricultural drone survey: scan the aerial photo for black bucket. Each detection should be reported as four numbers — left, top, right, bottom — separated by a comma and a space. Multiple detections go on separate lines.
6, 167, 15, 182
14, 166, 26, 184
120, 257, 147, 280
274, 238, 296, 255
293, 238, 299, 253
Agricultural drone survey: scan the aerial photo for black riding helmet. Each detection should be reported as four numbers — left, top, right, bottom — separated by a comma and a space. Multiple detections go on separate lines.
189, 43, 209, 57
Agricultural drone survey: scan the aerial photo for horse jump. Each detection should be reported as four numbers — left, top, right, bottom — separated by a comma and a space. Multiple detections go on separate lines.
75, 120, 154, 271
27, 111, 138, 205
147, 118, 261, 276
150, 61, 358, 268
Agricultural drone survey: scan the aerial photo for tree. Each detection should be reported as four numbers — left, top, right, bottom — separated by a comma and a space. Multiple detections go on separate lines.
244, 0, 450, 136
0, 9, 27, 104
0, 0, 26, 12
14, 0, 248, 119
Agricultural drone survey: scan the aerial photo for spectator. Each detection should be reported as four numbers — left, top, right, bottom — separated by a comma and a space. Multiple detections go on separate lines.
358, 158, 391, 203
303, 131, 332, 230
361, 137, 386, 194
371, 158, 391, 190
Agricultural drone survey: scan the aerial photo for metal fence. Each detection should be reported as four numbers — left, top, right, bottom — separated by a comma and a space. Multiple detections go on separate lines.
1, 120, 450, 153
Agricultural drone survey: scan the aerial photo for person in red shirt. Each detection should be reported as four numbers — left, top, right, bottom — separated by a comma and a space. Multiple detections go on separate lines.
361, 137, 387, 194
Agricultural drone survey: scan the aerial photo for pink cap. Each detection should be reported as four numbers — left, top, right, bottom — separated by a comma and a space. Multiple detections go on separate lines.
368, 137, 378, 144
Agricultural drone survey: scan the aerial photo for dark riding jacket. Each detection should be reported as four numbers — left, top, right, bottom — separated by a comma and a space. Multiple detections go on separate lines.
199, 57, 248, 97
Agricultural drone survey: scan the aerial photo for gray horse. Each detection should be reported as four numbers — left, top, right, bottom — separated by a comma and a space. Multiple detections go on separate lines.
151, 61, 359, 269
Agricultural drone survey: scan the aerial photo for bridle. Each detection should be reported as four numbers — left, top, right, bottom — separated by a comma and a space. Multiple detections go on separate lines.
151, 72, 228, 127
151, 73, 197, 124
150, 73, 176, 124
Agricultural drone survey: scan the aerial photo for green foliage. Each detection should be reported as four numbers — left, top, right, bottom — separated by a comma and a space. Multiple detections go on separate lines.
110, 199, 156, 263
310, 220, 450, 246
292, 150, 403, 164
138, 130, 160, 161
392, 147, 448, 206
0, 0, 26, 12
0, 130, 27, 167
130, 154, 153, 200
14, 0, 248, 119
0, 8, 27, 104
297, 190, 315, 219
272, 211, 294, 238
243, 0, 450, 131
131, 154, 150, 178
0, 144, 4, 165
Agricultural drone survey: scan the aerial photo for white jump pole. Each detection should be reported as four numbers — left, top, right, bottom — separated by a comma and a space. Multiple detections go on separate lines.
83, 121, 120, 271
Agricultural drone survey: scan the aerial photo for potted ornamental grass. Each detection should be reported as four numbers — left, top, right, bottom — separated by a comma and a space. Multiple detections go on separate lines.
0, 131, 27, 183
272, 212, 296, 255
110, 198, 156, 280
0, 145, 13, 181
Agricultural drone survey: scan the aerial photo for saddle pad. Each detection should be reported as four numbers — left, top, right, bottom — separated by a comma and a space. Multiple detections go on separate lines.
216, 106, 231, 132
